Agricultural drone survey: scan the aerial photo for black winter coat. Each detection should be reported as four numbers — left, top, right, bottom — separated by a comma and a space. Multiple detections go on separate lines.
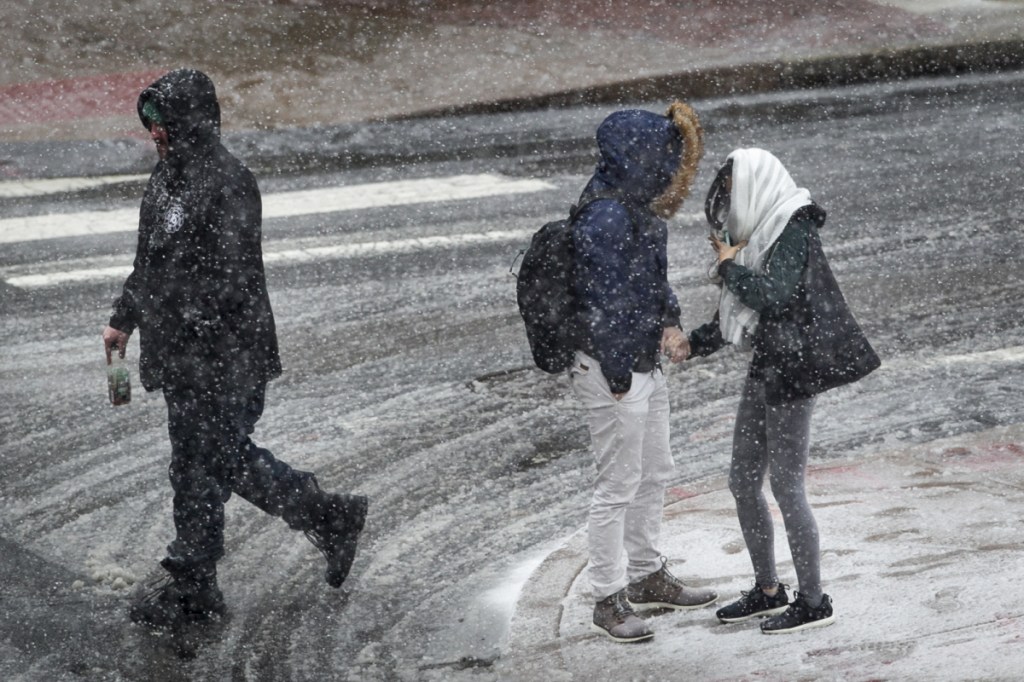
109, 69, 281, 392
690, 205, 879, 405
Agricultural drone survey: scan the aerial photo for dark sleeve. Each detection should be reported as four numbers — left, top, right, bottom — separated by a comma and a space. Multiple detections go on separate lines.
189, 165, 263, 334
663, 285, 682, 329
717, 219, 809, 314
108, 205, 149, 334
688, 312, 726, 357
572, 200, 638, 394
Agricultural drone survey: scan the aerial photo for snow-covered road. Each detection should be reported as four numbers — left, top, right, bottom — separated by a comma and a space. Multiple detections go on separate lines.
2, 74, 1024, 679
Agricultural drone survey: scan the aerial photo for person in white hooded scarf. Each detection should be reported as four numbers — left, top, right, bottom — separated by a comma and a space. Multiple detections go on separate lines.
715, 150, 811, 348
683, 148, 879, 634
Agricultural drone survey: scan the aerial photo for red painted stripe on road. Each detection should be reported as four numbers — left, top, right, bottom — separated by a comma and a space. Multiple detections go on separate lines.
0, 70, 165, 125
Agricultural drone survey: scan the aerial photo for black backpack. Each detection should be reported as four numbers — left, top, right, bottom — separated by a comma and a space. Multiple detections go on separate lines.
515, 197, 620, 373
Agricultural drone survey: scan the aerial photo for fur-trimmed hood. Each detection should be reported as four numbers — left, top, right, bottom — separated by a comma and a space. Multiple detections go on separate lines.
582, 101, 703, 218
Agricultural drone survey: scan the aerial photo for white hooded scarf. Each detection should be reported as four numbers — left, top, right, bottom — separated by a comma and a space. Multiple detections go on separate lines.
718, 148, 812, 348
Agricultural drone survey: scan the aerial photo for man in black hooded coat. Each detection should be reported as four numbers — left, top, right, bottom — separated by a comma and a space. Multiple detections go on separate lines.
102, 69, 367, 630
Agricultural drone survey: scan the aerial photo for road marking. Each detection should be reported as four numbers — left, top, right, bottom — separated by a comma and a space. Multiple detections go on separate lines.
0, 207, 139, 244
2, 228, 535, 289
261, 229, 533, 264
6, 265, 134, 288
870, 346, 1024, 374
0, 174, 150, 198
921, 346, 1024, 368
0, 173, 554, 244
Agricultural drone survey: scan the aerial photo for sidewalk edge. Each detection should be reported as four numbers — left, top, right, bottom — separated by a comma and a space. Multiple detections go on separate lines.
388, 38, 1024, 121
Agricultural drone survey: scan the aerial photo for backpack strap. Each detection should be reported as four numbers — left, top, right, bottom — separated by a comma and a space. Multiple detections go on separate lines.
569, 192, 638, 239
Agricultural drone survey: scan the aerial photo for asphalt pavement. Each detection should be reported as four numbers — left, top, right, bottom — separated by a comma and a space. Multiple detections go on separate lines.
4, 1, 1024, 680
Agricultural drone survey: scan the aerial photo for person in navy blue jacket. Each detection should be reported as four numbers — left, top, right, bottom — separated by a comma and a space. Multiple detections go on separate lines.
568, 102, 720, 643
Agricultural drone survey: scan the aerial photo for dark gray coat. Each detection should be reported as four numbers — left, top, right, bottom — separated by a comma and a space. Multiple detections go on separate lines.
690, 204, 879, 404
110, 69, 281, 392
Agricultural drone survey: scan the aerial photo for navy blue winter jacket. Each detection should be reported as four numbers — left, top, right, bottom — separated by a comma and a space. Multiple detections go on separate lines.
570, 109, 688, 394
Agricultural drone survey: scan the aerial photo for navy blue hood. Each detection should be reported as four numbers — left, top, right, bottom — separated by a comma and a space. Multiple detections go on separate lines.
592, 109, 680, 203
583, 102, 703, 218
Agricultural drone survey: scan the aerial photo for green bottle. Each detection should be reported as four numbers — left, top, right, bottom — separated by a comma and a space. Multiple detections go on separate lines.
107, 345, 131, 406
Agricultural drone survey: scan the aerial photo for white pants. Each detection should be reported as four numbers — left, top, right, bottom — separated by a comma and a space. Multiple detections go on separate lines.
570, 351, 676, 600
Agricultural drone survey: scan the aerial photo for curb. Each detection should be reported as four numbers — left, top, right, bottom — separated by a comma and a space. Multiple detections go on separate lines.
2, 41, 1022, 180
389, 39, 1024, 121
501, 474, 729, 665
500, 422, 1024, 672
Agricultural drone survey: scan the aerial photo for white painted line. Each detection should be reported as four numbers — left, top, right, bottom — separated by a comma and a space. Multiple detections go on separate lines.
673, 211, 706, 226
0, 174, 555, 245
3, 228, 535, 289
6, 266, 134, 289
875, 346, 1024, 373
0, 208, 139, 244
261, 229, 533, 263
920, 346, 1024, 368
262, 175, 553, 219
0, 174, 150, 198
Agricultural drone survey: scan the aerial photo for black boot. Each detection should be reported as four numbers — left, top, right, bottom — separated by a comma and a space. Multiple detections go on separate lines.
129, 557, 226, 630
304, 492, 368, 588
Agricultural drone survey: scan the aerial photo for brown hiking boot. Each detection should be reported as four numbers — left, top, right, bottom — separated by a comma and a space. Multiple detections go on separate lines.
591, 589, 654, 643
626, 557, 718, 612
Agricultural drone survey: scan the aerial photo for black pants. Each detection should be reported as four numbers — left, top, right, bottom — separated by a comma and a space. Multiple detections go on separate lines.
163, 381, 317, 568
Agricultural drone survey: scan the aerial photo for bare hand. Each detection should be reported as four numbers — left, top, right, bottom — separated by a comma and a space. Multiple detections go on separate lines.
709, 233, 748, 264
103, 325, 130, 365
673, 338, 691, 363
661, 327, 690, 363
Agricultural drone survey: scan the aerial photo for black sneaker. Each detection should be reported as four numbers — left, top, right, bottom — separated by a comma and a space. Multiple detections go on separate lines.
305, 493, 368, 588
128, 559, 225, 630
761, 592, 835, 634
715, 583, 790, 623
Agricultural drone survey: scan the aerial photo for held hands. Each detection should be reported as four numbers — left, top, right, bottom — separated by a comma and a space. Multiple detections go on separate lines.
103, 325, 130, 364
609, 327, 690, 400
661, 327, 690, 364
709, 232, 748, 264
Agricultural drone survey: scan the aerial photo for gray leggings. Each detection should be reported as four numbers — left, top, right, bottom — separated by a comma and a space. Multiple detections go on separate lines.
729, 374, 821, 603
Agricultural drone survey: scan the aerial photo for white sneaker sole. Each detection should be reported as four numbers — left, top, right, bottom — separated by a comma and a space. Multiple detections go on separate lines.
761, 613, 837, 634
717, 603, 790, 623
589, 622, 655, 643
629, 595, 718, 612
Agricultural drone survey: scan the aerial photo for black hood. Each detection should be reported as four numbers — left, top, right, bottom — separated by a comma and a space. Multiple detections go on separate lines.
137, 69, 221, 160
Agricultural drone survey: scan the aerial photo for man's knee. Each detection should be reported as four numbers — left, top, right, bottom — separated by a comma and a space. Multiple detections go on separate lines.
593, 475, 643, 510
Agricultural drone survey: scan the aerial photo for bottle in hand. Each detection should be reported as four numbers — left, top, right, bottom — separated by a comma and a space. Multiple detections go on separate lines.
107, 345, 131, 406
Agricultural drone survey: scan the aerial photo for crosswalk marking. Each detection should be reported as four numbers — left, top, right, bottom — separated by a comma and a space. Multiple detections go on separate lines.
0, 207, 138, 244
6, 265, 133, 289
2, 229, 535, 289
0, 173, 555, 245
0, 174, 150, 198
261, 229, 533, 264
